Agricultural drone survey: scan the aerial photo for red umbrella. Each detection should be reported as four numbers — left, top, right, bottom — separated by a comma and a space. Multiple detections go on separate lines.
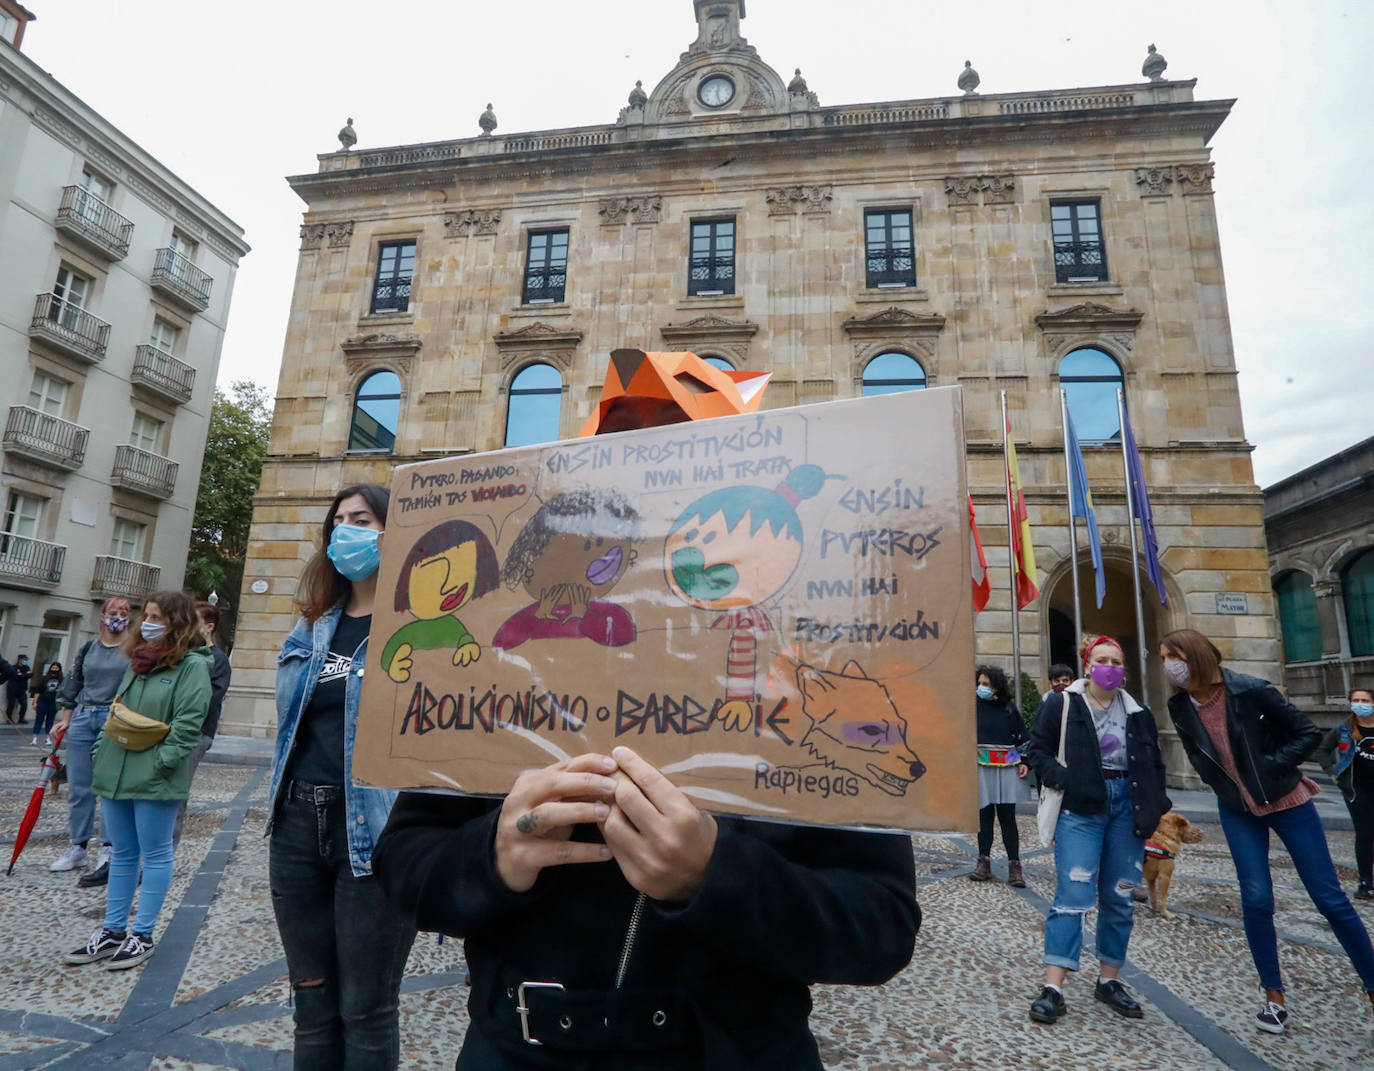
7, 724, 67, 875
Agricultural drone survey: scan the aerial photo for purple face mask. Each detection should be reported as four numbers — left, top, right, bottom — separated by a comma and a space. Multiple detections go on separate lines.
1089, 663, 1125, 692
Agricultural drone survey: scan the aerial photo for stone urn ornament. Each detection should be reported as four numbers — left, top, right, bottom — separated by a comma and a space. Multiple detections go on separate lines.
628, 80, 647, 110
479, 103, 498, 136
958, 60, 980, 95
337, 117, 357, 151
1142, 44, 1168, 81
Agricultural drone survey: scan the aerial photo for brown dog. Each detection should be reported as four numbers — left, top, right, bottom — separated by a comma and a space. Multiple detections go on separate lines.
1142, 812, 1203, 919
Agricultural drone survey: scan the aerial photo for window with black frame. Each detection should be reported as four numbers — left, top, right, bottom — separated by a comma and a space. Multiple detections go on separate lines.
688, 219, 735, 296
522, 230, 569, 304
1051, 201, 1107, 283
371, 241, 415, 314
348, 370, 402, 452
865, 209, 916, 288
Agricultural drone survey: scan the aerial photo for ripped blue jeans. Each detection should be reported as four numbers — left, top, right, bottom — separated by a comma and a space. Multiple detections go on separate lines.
1044, 776, 1144, 972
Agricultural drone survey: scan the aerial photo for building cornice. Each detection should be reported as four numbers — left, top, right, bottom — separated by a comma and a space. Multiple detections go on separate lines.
0, 43, 250, 261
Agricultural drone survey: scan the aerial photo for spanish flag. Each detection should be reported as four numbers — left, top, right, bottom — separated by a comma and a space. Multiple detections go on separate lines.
1005, 412, 1040, 609
970, 496, 990, 612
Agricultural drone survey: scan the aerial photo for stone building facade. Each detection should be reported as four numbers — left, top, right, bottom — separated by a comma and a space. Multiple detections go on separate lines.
228, 1, 1275, 782
1265, 436, 1374, 728
0, 20, 249, 668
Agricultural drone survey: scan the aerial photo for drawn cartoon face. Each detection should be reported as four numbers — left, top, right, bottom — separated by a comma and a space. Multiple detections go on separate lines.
797, 660, 926, 796
524, 533, 632, 602
408, 542, 479, 619
665, 512, 801, 610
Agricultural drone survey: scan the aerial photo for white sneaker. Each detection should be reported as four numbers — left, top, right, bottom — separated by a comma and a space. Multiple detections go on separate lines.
50, 845, 87, 872
1256, 999, 1288, 1034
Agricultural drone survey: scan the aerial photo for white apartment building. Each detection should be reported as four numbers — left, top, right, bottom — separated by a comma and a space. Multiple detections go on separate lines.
0, 7, 250, 669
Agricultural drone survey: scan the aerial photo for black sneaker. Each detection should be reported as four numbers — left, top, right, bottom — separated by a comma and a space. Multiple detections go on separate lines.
1256, 999, 1288, 1034
78, 856, 110, 888
64, 927, 126, 965
106, 932, 155, 970
1029, 985, 1067, 1023
1095, 978, 1144, 1018
1355, 884, 1374, 902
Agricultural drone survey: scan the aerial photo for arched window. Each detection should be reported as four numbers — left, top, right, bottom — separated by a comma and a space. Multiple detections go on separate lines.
505, 363, 563, 447
861, 352, 926, 397
348, 371, 401, 452
1343, 549, 1374, 657
1273, 571, 1322, 663
702, 355, 734, 371
1059, 348, 1124, 443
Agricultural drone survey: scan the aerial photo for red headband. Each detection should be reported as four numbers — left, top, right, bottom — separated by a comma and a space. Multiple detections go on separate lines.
1083, 635, 1122, 667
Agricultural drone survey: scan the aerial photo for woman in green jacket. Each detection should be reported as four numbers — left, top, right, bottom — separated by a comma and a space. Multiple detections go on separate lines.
64, 591, 211, 971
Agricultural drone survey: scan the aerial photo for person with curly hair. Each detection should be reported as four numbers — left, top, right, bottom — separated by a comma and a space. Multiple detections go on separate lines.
970, 664, 1032, 886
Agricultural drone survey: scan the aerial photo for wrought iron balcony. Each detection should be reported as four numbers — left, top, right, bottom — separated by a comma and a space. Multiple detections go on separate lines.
90, 555, 161, 600
150, 247, 213, 312
0, 533, 66, 591
29, 292, 111, 364
687, 256, 735, 296
131, 345, 196, 405
1053, 240, 1108, 283
2, 406, 89, 471
866, 246, 916, 288
110, 443, 179, 500
54, 185, 134, 260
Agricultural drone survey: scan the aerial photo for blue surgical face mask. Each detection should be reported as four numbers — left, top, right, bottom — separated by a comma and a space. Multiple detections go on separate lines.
1354, 702, 1374, 720
328, 524, 382, 582
976, 684, 995, 701
140, 621, 167, 642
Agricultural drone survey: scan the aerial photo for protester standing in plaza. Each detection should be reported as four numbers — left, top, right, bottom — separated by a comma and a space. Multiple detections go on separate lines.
970, 664, 1032, 887
373, 371, 919, 1070
64, 592, 212, 970
31, 661, 62, 745
171, 601, 232, 849
1025, 636, 1169, 1024
1042, 662, 1075, 702
1318, 687, 1374, 902
49, 598, 133, 879
267, 484, 416, 1071
4, 653, 28, 722
1163, 628, 1374, 1030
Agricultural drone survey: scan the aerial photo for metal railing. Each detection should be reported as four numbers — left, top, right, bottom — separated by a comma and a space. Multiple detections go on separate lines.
371, 277, 412, 314
131, 345, 196, 404
90, 555, 161, 600
0, 533, 66, 588
29, 292, 111, 363
1053, 240, 1108, 283
55, 185, 134, 258
110, 443, 179, 499
688, 256, 735, 296
2, 406, 89, 469
521, 269, 567, 304
866, 246, 916, 288
151, 247, 213, 311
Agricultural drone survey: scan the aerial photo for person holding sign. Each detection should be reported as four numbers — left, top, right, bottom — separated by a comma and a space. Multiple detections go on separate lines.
1025, 636, 1169, 1025
267, 485, 417, 1069
373, 358, 919, 1069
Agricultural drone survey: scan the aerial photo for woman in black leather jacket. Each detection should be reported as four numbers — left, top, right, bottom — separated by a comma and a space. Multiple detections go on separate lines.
1161, 628, 1374, 1033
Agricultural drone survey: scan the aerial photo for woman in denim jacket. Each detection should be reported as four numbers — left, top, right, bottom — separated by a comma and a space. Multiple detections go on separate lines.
268, 484, 416, 1070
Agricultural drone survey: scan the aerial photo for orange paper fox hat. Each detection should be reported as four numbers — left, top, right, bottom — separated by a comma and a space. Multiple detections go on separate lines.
578, 349, 772, 437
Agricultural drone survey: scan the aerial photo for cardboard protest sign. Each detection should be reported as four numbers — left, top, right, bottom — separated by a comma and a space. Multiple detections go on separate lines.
353, 385, 976, 831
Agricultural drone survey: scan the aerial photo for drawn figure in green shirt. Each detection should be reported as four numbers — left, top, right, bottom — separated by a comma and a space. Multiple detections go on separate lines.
382, 520, 500, 683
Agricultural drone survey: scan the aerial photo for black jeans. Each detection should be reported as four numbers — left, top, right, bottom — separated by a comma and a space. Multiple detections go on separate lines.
1349, 780, 1374, 886
269, 784, 416, 1071
977, 803, 1020, 861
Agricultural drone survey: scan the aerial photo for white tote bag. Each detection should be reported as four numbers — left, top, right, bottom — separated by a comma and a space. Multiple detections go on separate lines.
1036, 692, 1071, 848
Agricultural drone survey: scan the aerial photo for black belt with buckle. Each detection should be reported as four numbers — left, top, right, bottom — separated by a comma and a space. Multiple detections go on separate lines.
486, 969, 690, 1052
1101, 768, 1130, 780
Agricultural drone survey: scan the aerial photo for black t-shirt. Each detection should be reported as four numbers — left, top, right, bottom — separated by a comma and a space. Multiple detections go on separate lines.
287, 613, 371, 788
1353, 730, 1374, 784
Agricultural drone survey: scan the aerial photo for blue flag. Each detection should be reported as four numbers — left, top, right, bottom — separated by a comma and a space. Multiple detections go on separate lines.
1122, 408, 1168, 606
1064, 406, 1106, 608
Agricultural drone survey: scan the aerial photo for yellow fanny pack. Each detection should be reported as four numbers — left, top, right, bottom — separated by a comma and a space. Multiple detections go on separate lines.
103, 697, 170, 752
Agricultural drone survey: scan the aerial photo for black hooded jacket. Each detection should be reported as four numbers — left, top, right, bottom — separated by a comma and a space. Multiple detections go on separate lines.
373, 793, 918, 1070
1166, 668, 1320, 813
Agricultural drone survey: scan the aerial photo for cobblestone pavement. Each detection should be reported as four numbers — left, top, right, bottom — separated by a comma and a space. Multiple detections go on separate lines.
2, 723, 1371, 1069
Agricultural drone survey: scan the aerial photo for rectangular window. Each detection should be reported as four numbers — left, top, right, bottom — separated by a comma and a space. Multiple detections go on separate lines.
522, 229, 569, 304
50, 266, 92, 332
169, 230, 198, 261
150, 317, 180, 354
75, 169, 114, 227
1051, 200, 1107, 283
27, 372, 71, 417
371, 240, 416, 314
130, 413, 163, 453
688, 219, 735, 296
864, 209, 916, 288
110, 518, 145, 560
0, 13, 18, 45
3, 492, 44, 540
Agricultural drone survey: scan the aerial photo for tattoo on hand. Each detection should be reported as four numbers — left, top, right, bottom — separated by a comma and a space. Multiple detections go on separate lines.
516, 811, 538, 835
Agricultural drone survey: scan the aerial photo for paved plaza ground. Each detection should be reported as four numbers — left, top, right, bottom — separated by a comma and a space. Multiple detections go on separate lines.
1, 722, 1371, 1070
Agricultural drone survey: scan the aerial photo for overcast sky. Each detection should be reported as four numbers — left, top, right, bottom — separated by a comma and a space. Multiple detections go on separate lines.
21, 0, 1371, 487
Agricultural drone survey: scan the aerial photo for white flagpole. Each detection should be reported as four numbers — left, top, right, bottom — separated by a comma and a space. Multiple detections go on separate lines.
1060, 389, 1083, 654
1002, 391, 1021, 694
1117, 388, 1150, 710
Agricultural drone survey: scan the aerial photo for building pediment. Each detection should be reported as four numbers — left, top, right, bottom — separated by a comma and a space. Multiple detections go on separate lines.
340, 332, 421, 375
493, 321, 584, 371
842, 307, 948, 340
1034, 303, 1144, 332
